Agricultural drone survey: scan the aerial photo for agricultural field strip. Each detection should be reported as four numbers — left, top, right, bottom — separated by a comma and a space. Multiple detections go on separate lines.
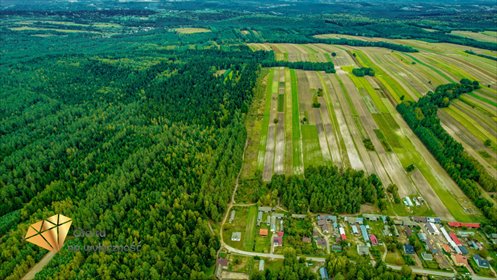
342, 69, 422, 197
304, 71, 333, 162
452, 100, 497, 140
342, 47, 475, 220
290, 70, 304, 174
355, 48, 424, 101
297, 70, 325, 166
315, 72, 344, 167
274, 68, 286, 174
445, 104, 496, 143
262, 69, 280, 181
258, 69, 274, 170
450, 30, 497, 43
284, 69, 294, 174
325, 72, 365, 170
440, 114, 497, 178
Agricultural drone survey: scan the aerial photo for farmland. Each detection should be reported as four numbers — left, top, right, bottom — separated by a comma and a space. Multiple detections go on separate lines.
243, 40, 495, 222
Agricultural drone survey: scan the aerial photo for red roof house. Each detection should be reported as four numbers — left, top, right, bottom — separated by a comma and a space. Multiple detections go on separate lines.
370, 234, 378, 246
449, 232, 462, 245
448, 222, 480, 228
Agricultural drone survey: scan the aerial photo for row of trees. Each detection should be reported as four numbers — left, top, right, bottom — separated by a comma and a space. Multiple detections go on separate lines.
397, 79, 497, 229
352, 67, 375, 77
267, 166, 387, 214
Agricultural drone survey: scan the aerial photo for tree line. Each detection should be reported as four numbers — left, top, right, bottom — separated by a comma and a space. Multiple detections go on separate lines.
397, 79, 497, 229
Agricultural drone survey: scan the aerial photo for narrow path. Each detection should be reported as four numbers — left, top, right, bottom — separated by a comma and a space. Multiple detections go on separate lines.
21, 251, 56, 280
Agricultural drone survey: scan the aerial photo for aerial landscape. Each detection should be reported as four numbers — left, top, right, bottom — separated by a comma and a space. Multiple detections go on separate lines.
0, 0, 496, 279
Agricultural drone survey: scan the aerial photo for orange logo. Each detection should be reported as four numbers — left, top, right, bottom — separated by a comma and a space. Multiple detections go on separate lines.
24, 214, 72, 252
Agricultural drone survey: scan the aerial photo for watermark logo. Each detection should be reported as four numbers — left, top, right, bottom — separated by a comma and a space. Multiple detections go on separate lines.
24, 214, 72, 252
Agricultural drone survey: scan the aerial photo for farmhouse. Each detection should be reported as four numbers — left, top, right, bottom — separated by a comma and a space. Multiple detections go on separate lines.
451, 254, 468, 267
363, 214, 379, 221
273, 236, 282, 247
458, 245, 469, 255
217, 258, 228, 270
259, 206, 272, 213
257, 211, 263, 226
319, 267, 329, 280
339, 227, 346, 240
448, 222, 480, 228
360, 225, 369, 242
357, 245, 369, 256
418, 232, 427, 242
473, 255, 490, 269
231, 232, 241, 242
404, 244, 415, 254
259, 228, 268, 236
421, 252, 433, 261
332, 245, 342, 252
426, 223, 440, 235
291, 214, 306, 219
370, 234, 378, 246
412, 216, 427, 223
351, 225, 359, 235
316, 238, 326, 248
259, 260, 265, 271
383, 225, 392, 237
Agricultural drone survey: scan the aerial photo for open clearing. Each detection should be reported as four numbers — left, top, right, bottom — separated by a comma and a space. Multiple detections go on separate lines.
173, 27, 211, 34
244, 41, 489, 221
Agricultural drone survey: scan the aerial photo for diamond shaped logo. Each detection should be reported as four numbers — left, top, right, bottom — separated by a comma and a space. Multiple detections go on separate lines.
25, 214, 72, 252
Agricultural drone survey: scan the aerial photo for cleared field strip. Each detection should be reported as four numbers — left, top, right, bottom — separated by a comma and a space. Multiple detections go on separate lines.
290, 70, 304, 174
284, 69, 294, 174
262, 69, 280, 181
451, 30, 497, 43
440, 113, 497, 178
297, 71, 325, 167
274, 71, 286, 175
304, 71, 333, 162
325, 73, 364, 170
258, 69, 274, 170
315, 73, 345, 167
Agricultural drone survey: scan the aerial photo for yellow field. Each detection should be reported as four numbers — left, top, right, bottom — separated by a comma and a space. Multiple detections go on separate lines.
174, 27, 211, 34
451, 30, 497, 43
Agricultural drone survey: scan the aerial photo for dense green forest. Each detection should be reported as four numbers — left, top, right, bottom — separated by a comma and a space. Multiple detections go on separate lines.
0, 31, 266, 278
397, 80, 497, 230
267, 166, 386, 214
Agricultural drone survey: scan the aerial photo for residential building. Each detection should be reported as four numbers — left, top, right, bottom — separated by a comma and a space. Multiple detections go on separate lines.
357, 245, 369, 256
319, 267, 329, 280
259, 228, 268, 236
273, 236, 282, 247
231, 232, 241, 242
404, 244, 415, 254
259, 260, 265, 271
473, 255, 490, 269
421, 252, 433, 261
370, 234, 378, 246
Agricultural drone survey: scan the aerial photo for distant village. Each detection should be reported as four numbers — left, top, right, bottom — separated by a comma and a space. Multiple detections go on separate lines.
218, 205, 496, 279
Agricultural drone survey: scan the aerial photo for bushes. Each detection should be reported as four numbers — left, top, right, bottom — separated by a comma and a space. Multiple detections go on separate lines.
352, 67, 375, 77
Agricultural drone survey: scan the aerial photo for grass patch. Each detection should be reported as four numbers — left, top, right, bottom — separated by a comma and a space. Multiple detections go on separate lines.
224, 206, 258, 251
277, 94, 285, 112
258, 69, 275, 170
290, 69, 304, 173
468, 92, 497, 107
301, 124, 324, 167
373, 129, 393, 152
